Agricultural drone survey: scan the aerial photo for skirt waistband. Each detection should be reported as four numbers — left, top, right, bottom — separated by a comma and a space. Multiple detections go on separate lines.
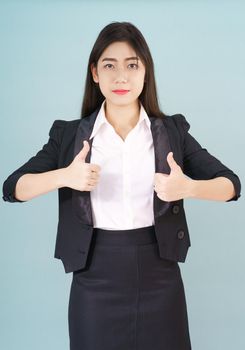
92, 225, 157, 246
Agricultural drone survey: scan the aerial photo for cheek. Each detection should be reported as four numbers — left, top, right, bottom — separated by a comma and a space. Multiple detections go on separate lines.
100, 75, 112, 86
135, 73, 145, 85
133, 78, 145, 93
97, 77, 110, 92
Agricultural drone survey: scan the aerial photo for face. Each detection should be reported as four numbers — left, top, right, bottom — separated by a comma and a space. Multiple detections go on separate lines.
91, 41, 146, 107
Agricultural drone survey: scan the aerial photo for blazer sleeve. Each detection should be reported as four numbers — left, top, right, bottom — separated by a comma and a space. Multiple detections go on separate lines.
2, 119, 66, 203
173, 114, 241, 202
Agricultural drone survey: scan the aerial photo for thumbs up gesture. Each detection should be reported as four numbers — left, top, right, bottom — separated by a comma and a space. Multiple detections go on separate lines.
154, 152, 191, 201
63, 140, 101, 191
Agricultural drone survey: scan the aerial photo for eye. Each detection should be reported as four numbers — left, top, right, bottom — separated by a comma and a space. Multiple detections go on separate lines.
103, 63, 139, 69
104, 64, 114, 69
128, 63, 138, 69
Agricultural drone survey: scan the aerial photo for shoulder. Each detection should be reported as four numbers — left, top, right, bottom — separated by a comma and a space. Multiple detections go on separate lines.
49, 118, 81, 134
48, 118, 81, 144
50, 118, 81, 130
163, 114, 190, 130
162, 114, 191, 137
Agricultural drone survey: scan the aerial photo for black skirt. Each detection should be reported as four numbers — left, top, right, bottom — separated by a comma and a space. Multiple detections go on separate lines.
68, 225, 192, 350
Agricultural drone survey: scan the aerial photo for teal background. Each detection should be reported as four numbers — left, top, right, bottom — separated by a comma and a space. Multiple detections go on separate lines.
1, 1, 244, 349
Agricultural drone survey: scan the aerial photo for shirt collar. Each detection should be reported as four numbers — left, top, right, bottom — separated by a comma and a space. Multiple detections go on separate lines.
89, 99, 151, 140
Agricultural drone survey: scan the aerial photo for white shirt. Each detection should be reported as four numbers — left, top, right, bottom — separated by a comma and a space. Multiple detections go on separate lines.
89, 99, 155, 230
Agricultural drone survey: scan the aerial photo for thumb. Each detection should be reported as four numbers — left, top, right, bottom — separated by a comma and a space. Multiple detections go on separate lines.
76, 140, 90, 162
166, 152, 179, 172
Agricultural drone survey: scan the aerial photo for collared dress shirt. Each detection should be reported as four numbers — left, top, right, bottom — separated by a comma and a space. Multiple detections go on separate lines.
89, 99, 155, 230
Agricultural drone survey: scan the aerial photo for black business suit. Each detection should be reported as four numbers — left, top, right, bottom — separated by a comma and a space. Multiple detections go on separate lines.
2, 106, 241, 273
2, 106, 241, 350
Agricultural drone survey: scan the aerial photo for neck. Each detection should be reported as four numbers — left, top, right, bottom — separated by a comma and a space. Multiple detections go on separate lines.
104, 99, 140, 130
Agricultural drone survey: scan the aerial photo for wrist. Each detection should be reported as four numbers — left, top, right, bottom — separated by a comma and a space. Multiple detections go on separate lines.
185, 178, 198, 199
56, 167, 68, 188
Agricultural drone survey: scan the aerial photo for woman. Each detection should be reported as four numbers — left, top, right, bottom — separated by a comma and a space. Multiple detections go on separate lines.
2, 22, 241, 350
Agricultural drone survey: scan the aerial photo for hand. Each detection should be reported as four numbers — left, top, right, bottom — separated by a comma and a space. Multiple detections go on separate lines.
154, 152, 191, 201
63, 140, 101, 191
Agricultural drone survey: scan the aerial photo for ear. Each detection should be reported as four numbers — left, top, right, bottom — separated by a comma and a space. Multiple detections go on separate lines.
90, 63, 99, 83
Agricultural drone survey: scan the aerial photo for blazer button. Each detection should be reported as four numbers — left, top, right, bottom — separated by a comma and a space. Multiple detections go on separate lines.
177, 230, 185, 239
172, 205, 180, 214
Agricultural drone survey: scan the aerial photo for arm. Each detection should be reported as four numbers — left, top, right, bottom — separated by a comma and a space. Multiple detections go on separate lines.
14, 168, 67, 201
187, 176, 236, 201
154, 153, 238, 202
2, 120, 67, 203
174, 114, 241, 202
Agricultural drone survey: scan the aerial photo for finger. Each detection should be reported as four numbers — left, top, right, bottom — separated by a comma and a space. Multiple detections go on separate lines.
166, 152, 179, 171
88, 169, 100, 180
154, 173, 168, 183
90, 163, 101, 172
76, 140, 90, 162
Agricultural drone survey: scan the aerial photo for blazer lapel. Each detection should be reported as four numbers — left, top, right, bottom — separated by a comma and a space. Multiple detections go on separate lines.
72, 107, 99, 225
149, 116, 172, 219
72, 109, 172, 225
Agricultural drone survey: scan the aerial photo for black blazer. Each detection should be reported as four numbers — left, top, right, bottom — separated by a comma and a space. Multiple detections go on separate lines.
2, 107, 241, 273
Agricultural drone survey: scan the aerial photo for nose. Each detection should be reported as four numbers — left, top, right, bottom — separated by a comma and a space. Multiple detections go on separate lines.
114, 67, 128, 83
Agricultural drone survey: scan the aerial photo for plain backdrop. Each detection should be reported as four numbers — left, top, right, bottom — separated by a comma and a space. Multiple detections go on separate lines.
1, 1, 244, 349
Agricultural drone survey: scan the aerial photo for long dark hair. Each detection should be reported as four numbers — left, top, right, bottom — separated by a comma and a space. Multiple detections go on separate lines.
80, 21, 167, 119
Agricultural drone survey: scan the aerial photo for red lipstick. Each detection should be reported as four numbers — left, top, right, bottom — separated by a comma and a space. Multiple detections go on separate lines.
112, 89, 130, 95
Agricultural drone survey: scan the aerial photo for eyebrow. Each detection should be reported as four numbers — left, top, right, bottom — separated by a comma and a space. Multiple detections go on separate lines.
101, 56, 140, 62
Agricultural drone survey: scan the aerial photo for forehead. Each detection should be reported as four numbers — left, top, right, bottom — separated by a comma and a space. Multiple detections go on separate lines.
99, 41, 139, 61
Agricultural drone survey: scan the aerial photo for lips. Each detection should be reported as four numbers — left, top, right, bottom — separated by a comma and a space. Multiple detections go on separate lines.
112, 89, 130, 95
